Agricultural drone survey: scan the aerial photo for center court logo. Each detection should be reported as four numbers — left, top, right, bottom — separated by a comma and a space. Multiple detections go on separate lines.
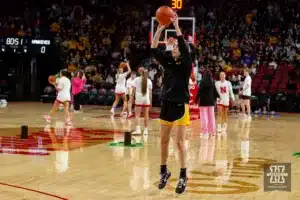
0, 127, 119, 156
264, 163, 291, 191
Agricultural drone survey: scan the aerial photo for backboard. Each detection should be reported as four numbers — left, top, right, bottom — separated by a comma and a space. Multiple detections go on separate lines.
149, 17, 196, 44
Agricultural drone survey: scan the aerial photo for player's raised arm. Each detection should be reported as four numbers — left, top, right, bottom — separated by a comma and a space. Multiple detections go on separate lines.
151, 25, 165, 49
172, 13, 192, 66
151, 25, 168, 67
125, 62, 131, 76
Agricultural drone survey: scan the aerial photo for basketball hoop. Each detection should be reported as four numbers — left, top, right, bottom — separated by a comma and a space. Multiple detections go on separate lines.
150, 17, 196, 45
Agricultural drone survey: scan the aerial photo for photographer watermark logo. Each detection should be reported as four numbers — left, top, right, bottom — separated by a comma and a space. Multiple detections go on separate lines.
264, 163, 291, 192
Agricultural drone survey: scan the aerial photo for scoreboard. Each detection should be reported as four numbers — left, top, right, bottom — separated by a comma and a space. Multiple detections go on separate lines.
171, 0, 183, 10
0, 37, 53, 54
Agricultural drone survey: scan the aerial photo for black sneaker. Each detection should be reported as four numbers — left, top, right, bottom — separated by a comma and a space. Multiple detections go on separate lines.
158, 171, 171, 189
175, 177, 188, 194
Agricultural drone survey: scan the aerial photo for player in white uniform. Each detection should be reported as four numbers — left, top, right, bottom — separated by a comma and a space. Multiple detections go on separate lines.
126, 71, 136, 118
131, 68, 152, 135
45, 69, 72, 125
240, 68, 252, 119
54, 77, 64, 111
110, 62, 131, 116
215, 72, 235, 133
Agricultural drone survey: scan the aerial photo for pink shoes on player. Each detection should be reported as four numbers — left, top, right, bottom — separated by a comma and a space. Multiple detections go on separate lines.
127, 112, 134, 119
44, 115, 51, 123
65, 120, 73, 126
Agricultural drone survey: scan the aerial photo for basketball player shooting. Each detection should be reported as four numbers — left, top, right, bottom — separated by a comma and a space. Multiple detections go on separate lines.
151, 13, 192, 194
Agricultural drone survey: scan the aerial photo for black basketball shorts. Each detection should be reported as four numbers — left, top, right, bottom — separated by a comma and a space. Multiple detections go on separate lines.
158, 100, 190, 126
241, 95, 251, 100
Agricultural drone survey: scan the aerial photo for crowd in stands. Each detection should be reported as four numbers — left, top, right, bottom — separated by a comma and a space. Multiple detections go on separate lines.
1, 0, 300, 110
46, 0, 300, 84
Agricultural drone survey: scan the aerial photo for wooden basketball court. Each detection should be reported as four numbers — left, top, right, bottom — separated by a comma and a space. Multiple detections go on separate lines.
0, 102, 299, 200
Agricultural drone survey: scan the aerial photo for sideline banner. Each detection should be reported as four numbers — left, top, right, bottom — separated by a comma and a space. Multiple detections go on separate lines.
189, 84, 199, 109
189, 84, 200, 120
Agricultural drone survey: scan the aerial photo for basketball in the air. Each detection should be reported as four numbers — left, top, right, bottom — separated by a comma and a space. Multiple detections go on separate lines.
156, 6, 174, 26
119, 62, 127, 69
48, 75, 56, 83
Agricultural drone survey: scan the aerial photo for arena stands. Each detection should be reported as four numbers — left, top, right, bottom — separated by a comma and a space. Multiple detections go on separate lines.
1, 0, 299, 111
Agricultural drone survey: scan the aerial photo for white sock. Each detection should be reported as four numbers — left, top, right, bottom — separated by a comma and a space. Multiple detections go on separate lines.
217, 124, 222, 130
136, 126, 141, 133
143, 128, 148, 135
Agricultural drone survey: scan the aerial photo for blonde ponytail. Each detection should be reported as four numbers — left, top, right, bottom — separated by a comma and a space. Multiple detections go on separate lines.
141, 70, 148, 96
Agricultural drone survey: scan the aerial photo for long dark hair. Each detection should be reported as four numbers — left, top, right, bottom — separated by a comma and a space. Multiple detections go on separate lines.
141, 69, 148, 96
60, 69, 71, 79
76, 70, 84, 79
200, 70, 214, 88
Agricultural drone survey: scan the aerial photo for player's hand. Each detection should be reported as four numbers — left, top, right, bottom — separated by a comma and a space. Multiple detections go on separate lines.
171, 13, 179, 28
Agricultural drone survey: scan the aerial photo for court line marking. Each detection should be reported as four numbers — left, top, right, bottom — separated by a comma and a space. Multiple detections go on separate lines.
0, 182, 68, 200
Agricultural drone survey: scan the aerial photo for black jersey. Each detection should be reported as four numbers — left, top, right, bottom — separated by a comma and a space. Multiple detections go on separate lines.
231, 80, 241, 94
151, 36, 192, 104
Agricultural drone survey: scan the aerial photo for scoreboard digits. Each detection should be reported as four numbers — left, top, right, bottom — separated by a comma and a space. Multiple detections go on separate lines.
172, 0, 183, 9
41, 46, 46, 53
1, 37, 52, 54
6, 38, 20, 46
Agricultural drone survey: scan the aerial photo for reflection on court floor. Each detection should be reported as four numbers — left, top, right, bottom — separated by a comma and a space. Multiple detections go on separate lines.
0, 103, 299, 200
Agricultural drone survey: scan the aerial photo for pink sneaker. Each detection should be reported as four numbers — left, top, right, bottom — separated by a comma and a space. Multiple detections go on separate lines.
127, 113, 134, 119
44, 115, 51, 123
65, 120, 73, 126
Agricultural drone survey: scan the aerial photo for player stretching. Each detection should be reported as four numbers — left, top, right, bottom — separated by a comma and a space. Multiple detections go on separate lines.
240, 68, 252, 119
131, 68, 152, 135
126, 71, 137, 118
215, 72, 235, 133
110, 62, 131, 116
151, 14, 192, 194
45, 69, 72, 125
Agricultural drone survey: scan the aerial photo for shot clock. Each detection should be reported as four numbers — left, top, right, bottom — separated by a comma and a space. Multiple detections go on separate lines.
0, 37, 52, 54
171, 0, 183, 10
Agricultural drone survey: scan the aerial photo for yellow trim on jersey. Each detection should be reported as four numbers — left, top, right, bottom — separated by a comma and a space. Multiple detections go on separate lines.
158, 104, 190, 126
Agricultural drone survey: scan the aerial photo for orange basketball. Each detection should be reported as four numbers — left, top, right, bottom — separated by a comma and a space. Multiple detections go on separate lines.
119, 62, 127, 69
48, 75, 56, 83
156, 6, 174, 26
